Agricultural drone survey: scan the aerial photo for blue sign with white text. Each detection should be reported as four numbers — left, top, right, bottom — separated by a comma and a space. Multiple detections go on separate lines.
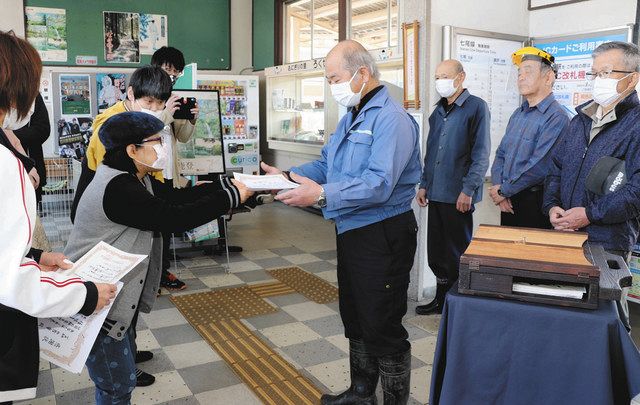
536, 33, 628, 59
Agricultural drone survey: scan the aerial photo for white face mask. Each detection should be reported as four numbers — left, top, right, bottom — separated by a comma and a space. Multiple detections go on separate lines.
592, 74, 631, 107
136, 100, 164, 120
135, 143, 168, 171
2, 102, 35, 130
435, 76, 459, 98
330, 70, 366, 108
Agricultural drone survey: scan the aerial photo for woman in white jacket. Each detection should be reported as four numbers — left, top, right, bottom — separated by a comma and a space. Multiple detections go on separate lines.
0, 31, 115, 404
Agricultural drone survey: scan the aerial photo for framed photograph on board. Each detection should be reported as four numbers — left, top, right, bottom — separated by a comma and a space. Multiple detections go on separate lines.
402, 21, 420, 109
528, 0, 588, 11
103, 11, 140, 63
172, 89, 225, 175
25, 6, 67, 62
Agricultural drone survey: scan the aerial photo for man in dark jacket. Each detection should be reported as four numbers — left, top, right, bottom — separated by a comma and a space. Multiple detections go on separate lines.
543, 41, 640, 330
14, 93, 50, 202
415, 59, 491, 316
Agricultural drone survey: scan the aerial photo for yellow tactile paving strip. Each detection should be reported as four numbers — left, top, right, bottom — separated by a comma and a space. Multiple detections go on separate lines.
249, 280, 296, 298
170, 275, 329, 404
197, 318, 323, 405
267, 266, 339, 304
170, 286, 278, 326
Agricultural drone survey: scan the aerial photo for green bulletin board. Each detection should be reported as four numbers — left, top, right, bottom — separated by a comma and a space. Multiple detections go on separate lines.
252, 0, 275, 70
24, 0, 231, 69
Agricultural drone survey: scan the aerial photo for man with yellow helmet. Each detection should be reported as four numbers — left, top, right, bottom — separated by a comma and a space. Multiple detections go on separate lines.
489, 46, 570, 228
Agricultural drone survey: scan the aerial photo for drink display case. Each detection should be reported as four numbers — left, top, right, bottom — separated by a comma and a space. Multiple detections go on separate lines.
197, 74, 261, 174
265, 55, 403, 156
266, 58, 339, 155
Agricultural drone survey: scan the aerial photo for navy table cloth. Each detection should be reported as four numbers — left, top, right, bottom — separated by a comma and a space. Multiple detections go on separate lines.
430, 285, 640, 405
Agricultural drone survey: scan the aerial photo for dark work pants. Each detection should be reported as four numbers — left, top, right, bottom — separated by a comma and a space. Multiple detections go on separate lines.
427, 202, 473, 288
500, 186, 551, 229
70, 158, 95, 224
336, 211, 418, 357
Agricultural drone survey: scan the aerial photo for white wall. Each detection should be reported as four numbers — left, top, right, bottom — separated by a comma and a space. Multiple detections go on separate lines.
529, 0, 637, 38
410, 0, 530, 302
0, 0, 25, 36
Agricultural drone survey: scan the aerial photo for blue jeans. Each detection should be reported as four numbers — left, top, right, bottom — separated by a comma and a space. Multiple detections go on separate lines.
86, 324, 137, 404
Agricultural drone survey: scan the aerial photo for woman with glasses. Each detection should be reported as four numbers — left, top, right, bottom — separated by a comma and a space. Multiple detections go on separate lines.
64, 111, 252, 404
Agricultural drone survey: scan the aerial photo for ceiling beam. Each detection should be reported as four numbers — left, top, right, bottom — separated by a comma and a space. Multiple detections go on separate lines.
313, 0, 383, 19
289, 10, 339, 33
351, 5, 397, 26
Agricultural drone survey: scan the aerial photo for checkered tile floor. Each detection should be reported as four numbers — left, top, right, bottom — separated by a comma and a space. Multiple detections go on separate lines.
20, 203, 437, 405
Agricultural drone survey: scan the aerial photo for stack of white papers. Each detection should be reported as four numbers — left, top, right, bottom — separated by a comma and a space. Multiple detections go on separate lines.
233, 172, 299, 191
38, 242, 147, 373
512, 282, 586, 299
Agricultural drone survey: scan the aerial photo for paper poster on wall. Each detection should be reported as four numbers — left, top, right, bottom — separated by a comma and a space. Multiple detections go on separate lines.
96, 73, 127, 113
59, 75, 91, 115
174, 90, 224, 175
139, 14, 168, 55
454, 35, 523, 174
57, 116, 93, 160
25, 7, 67, 62
534, 32, 629, 116
104, 12, 140, 63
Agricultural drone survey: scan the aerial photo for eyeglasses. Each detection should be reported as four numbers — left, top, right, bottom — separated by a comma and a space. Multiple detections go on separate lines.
162, 63, 183, 77
586, 69, 635, 81
137, 136, 163, 146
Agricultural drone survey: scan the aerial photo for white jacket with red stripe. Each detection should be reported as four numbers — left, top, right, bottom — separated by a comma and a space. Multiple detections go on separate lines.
0, 144, 94, 402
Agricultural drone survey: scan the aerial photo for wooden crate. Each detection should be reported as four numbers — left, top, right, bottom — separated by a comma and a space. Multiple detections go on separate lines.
459, 225, 600, 309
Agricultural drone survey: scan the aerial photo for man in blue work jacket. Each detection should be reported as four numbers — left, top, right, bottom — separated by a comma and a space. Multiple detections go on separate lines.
414, 59, 491, 316
262, 40, 421, 405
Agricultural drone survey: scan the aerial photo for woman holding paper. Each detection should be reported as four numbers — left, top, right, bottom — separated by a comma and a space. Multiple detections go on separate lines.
0, 31, 117, 404
64, 111, 252, 404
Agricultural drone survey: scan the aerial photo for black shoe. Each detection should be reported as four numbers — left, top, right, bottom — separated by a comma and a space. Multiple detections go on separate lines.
160, 272, 187, 291
135, 369, 155, 387
135, 350, 154, 364
415, 283, 448, 315
379, 349, 411, 405
415, 299, 442, 315
321, 339, 378, 405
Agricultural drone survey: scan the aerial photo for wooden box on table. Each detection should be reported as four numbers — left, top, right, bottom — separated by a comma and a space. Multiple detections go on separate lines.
458, 225, 601, 309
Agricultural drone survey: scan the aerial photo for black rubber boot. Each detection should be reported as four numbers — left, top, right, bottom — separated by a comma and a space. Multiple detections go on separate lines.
379, 349, 411, 405
415, 283, 447, 315
321, 339, 379, 405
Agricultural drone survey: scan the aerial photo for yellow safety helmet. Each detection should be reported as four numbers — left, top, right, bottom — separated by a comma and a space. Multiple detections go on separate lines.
512, 46, 557, 76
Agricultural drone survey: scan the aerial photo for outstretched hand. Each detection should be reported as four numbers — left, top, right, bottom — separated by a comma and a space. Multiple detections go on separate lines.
274, 172, 323, 207
260, 162, 282, 175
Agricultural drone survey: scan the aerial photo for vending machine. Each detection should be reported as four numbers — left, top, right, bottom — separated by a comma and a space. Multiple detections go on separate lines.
197, 74, 260, 175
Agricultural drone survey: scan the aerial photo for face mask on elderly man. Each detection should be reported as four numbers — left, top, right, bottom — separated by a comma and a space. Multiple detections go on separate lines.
591, 74, 632, 107
330, 69, 367, 108
435, 75, 460, 98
